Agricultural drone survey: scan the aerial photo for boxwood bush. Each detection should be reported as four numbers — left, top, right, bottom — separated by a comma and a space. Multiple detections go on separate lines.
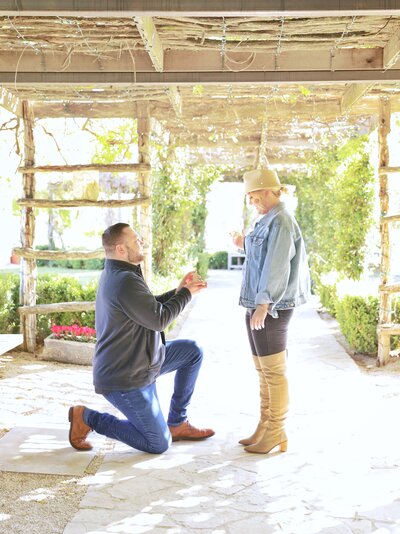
317, 282, 338, 317
318, 282, 400, 355
208, 251, 228, 269
335, 295, 379, 354
0, 274, 20, 334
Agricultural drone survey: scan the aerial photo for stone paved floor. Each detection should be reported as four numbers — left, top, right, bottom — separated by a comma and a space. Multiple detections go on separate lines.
1, 270, 400, 533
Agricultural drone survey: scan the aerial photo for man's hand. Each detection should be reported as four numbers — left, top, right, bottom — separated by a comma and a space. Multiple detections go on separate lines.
184, 279, 207, 295
177, 271, 207, 295
250, 304, 269, 330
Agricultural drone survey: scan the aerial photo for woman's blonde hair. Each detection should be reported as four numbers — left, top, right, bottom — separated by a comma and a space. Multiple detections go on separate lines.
271, 186, 289, 197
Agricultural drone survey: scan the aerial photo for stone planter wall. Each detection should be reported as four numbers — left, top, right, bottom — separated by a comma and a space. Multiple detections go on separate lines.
42, 336, 95, 365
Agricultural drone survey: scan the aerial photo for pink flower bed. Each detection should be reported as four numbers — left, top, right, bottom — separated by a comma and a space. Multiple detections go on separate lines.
51, 324, 96, 343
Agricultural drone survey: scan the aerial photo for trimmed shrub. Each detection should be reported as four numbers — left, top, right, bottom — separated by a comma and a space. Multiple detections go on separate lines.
0, 274, 20, 333
209, 251, 228, 270
335, 295, 379, 354
196, 253, 210, 280
317, 283, 338, 317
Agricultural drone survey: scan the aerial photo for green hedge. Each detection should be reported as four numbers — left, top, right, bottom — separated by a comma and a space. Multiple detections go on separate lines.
335, 295, 379, 354
208, 251, 228, 269
318, 282, 400, 354
35, 245, 104, 270
317, 282, 338, 317
0, 274, 20, 334
0, 273, 97, 343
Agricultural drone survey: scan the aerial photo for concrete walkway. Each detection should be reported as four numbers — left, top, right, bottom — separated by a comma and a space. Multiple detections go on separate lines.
1, 270, 400, 533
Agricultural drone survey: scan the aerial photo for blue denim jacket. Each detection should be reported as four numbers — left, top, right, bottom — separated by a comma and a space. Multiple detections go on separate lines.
239, 202, 311, 318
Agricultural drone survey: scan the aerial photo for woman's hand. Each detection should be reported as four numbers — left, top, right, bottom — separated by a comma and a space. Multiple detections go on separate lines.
250, 304, 269, 330
230, 230, 245, 250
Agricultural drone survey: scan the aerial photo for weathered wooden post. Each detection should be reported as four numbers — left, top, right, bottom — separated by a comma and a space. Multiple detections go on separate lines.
137, 104, 152, 283
377, 97, 391, 366
20, 101, 37, 352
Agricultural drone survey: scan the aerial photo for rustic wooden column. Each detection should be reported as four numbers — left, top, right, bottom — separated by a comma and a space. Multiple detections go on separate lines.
20, 101, 37, 352
377, 97, 391, 366
137, 104, 152, 283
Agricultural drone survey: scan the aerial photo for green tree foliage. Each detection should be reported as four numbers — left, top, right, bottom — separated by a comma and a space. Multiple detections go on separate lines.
291, 135, 374, 281
87, 120, 220, 276
91, 121, 138, 164
151, 139, 219, 276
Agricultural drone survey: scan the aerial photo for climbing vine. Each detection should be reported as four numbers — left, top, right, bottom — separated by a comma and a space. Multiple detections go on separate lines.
290, 135, 375, 281
151, 133, 219, 275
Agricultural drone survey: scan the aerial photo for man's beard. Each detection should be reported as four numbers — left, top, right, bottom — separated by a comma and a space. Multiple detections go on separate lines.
127, 250, 144, 264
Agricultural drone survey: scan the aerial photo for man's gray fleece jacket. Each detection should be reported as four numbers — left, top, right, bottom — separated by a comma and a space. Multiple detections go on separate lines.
93, 259, 192, 393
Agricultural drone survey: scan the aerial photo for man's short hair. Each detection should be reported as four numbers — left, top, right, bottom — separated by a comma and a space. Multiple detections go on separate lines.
102, 222, 130, 252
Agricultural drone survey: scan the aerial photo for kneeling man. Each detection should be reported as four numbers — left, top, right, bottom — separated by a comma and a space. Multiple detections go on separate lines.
68, 223, 214, 453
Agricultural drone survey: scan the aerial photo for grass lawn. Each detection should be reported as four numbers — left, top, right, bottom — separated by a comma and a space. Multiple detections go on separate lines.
0, 265, 102, 284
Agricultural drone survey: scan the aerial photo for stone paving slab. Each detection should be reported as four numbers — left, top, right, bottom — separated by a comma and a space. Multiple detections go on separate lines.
0, 426, 105, 475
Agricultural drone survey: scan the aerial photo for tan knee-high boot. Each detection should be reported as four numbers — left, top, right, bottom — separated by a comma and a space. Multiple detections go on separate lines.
245, 351, 288, 454
239, 355, 270, 445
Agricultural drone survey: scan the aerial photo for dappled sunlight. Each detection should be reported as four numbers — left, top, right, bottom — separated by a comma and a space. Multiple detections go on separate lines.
79, 470, 118, 486
164, 495, 210, 508
197, 460, 231, 473
21, 364, 48, 371
79, 471, 138, 487
133, 452, 196, 471
19, 433, 68, 453
20, 488, 56, 502
89, 513, 166, 533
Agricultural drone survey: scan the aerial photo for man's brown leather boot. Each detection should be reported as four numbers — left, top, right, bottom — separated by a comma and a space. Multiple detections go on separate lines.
169, 421, 215, 442
68, 405, 93, 451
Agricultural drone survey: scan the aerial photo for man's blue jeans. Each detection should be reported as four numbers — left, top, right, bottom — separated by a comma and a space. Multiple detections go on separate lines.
83, 339, 203, 454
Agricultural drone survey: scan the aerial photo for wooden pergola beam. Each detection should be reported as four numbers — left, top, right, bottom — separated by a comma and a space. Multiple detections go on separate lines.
3, 69, 400, 85
134, 16, 163, 72
2, 1, 400, 17
18, 163, 150, 174
0, 87, 23, 117
30, 99, 343, 119
383, 27, 400, 69
13, 247, 104, 260
340, 83, 375, 115
18, 301, 95, 316
134, 16, 182, 117
378, 166, 400, 174
17, 197, 150, 208
0, 48, 382, 74
166, 87, 182, 117
381, 214, 400, 223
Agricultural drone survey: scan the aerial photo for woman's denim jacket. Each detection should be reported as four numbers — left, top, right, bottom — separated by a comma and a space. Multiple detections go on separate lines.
239, 202, 311, 318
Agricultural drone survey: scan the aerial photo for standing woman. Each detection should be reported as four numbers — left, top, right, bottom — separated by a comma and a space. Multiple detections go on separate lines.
233, 168, 310, 454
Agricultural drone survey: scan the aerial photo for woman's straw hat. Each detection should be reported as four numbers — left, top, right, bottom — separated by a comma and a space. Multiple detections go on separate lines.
243, 168, 284, 194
